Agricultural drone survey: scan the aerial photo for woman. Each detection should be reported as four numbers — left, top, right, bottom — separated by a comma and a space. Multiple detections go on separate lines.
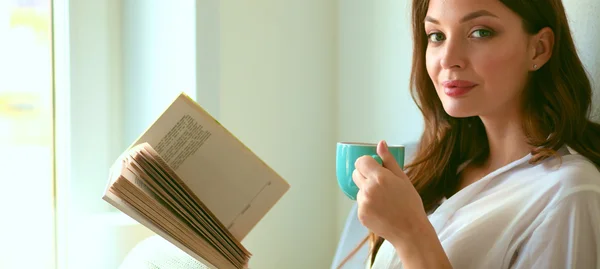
346, 0, 600, 268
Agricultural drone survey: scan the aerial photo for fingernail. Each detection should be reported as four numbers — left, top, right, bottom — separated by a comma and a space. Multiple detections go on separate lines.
382, 140, 388, 151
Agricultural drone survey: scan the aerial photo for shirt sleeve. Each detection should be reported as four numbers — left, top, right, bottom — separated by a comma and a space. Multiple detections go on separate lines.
510, 190, 600, 269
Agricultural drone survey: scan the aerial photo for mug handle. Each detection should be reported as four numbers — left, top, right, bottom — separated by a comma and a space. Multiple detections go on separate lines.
371, 154, 383, 165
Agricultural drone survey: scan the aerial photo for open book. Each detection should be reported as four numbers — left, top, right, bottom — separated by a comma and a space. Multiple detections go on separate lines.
103, 92, 290, 269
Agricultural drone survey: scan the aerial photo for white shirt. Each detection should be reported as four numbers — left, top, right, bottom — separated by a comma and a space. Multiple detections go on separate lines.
371, 147, 600, 269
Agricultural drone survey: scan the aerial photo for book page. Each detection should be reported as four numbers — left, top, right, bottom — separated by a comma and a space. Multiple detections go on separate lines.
129, 147, 249, 263
138, 145, 250, 259
129, 93, 290, 240
103, 168, 225, 269
114, 168, 244, 268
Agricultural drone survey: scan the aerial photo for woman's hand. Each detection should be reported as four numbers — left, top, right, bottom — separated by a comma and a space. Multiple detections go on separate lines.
353, 140, 453, 269
352, 140, 428, 246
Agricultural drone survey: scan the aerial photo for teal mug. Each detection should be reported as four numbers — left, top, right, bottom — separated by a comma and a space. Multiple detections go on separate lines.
336, 142, 405, 200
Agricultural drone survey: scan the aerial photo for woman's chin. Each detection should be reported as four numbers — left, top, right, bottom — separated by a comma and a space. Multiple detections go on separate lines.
442, 104, 477, 118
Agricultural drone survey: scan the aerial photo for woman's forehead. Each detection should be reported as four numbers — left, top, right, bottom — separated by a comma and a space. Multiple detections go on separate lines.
426, 0, 510, 20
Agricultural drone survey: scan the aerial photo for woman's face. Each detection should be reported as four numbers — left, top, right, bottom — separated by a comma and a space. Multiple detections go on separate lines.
425, 0, 534, 119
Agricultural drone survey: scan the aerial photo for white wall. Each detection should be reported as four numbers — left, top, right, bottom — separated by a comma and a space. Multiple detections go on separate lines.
563, 0, 600, 122
122, 0, 197, 144
336, 1, 423, 234
60, 1, 140, 268
196, 0, 221, 118
218, 1, 338, 268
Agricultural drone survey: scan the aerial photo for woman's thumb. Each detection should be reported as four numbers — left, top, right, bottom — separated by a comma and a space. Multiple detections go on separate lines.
376, 140, 404, 177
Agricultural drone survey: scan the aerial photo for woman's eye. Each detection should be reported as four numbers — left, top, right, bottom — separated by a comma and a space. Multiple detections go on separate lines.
428, 32, 445, 42
470, 29, 494, 38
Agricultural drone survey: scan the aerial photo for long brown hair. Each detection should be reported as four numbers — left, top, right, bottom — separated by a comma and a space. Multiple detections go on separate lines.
337, 0, 600, 268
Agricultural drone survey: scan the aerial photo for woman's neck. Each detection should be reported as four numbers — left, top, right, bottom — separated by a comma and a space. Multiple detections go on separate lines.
479, 111, 533, 172
453, 111, 532, 194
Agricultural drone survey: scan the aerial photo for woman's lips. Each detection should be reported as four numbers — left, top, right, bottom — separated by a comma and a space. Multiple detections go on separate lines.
442, 80, 478, 97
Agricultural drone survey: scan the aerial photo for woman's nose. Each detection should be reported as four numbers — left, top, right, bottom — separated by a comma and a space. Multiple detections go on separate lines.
439, 37, 467, 70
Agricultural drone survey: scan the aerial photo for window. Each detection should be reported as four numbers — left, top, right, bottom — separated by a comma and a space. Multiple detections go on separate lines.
0, 0, 55, 268
1, 1, 206, 267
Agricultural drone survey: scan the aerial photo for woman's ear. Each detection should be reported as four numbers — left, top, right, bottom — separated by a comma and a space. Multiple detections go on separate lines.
529, 27, 555, 70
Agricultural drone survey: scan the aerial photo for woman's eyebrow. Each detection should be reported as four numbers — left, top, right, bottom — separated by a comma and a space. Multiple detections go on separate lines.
425, 10, 499, 24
